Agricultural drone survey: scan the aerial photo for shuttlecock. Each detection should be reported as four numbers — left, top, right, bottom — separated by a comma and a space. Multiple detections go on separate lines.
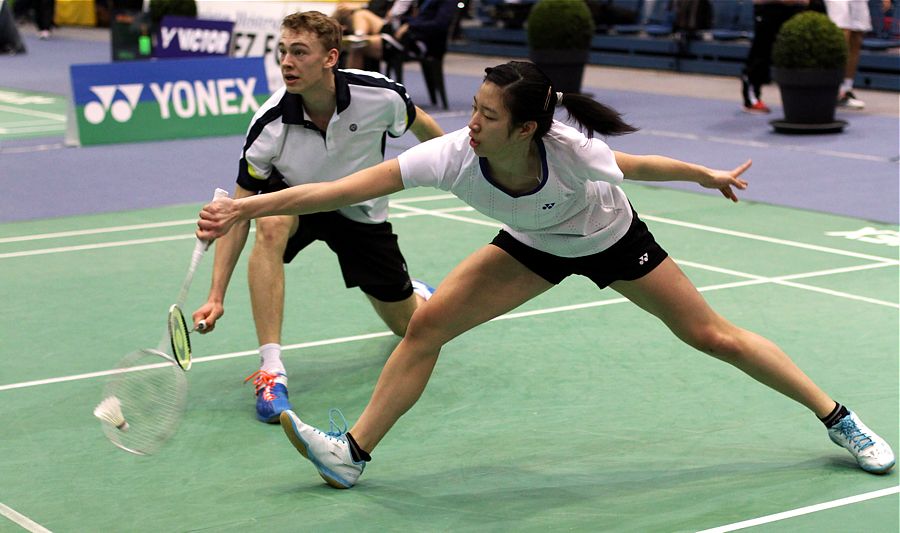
94, 395, 129, 431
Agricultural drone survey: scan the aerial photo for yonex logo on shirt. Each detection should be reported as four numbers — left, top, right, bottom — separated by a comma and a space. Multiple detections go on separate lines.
542, 203, 555, 210
638, 253, 649, 265
349, 124, 358, 131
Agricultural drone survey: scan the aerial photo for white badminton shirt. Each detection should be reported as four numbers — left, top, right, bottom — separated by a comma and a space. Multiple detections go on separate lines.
237, 69, 415, 224
398, 121, 634, 257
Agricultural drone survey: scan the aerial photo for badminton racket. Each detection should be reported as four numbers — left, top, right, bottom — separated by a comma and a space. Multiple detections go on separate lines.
93, 188, 229, 455
165, 187, 229, 371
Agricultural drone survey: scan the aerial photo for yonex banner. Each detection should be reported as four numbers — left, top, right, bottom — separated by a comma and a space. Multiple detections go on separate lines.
154, 16, 234, 58
70, 56, 268, 145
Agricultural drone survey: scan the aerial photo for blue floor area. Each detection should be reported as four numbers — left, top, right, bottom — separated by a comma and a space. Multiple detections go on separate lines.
1, 31, 898, 225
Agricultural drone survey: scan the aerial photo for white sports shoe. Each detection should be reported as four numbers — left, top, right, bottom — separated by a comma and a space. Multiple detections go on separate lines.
828, 411, 895, 474
280, 409, 365, 488
411, 278, 435, 301
837, 91, 865, 110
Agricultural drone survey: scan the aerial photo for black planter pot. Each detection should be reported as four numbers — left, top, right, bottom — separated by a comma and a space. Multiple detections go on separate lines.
771, 67, 846, 133
529, 49, 589, 94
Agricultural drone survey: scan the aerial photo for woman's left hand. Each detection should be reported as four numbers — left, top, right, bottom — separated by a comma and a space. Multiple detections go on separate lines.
698, 159, 751, 202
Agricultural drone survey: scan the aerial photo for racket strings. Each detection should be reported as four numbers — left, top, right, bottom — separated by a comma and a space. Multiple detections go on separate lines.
100, 350, 187, 455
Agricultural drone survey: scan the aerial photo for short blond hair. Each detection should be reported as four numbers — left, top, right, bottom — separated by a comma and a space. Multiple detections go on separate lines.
281, 11, 342, 52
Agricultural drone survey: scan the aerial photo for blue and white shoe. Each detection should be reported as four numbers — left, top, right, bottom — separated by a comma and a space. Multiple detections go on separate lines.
280, 409, 365, 489
411, 278, 435, 301
828, 411, 895, 474
244, 370, 292, 424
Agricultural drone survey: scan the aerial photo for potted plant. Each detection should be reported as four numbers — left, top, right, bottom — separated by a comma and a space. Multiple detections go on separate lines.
771, 11, 848, 133
526, 0, 595, 94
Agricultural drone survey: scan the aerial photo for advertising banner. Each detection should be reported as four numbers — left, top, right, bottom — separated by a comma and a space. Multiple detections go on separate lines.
70, 56, 267, 145
154, 15, 234, 58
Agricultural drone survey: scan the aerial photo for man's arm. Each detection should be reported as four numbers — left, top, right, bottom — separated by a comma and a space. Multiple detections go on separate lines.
192, 184, 255, 331
408, 105, 444, 142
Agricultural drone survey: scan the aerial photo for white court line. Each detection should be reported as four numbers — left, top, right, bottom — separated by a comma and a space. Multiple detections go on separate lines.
0, 124, 65, 134
0, 104, 66, 121
0, 206, 471, 257
0, 219, 197, 244
0, 502, 52, 533
640, 129, 896, 163
0, 198, 461, 244
696, 485, 900, 532
0, 257, 891, 393
678, 260, 900, 308
2, 194, 895, 263
640, 214, 898, 264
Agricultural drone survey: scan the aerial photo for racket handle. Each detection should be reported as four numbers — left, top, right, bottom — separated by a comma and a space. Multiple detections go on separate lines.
197, 320, 207, 332
201, 188, 231, 251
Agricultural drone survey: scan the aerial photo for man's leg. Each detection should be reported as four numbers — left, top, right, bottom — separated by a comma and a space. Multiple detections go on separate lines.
246, 214, 297, 423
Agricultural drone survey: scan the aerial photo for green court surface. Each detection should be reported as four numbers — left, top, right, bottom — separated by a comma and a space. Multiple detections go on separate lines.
0, 88, 67, 141
0, 185, 897, 532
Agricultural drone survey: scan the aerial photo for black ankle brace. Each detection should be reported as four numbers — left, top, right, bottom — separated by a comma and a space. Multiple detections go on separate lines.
345, 432, 372, 462
819, 402, 849, 428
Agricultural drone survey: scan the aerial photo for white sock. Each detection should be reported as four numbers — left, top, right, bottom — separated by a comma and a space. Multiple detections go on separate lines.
841, 78, 853, 94
259, 343, 286, 376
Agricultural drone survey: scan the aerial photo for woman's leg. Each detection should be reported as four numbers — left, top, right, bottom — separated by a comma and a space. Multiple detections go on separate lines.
610, 257, 835, 417
350, 244, 554, 451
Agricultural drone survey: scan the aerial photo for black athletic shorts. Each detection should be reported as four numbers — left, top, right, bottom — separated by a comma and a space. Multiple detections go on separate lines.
489, 210, 668, 288
282, 210, 413, 302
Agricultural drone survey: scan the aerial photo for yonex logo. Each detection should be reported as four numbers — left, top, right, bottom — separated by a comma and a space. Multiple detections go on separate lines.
349, 123, 358, 132
638, 253, 649, 265
82, 78, 260, 125
542, 203, 555, 210
84, 84, 143, 124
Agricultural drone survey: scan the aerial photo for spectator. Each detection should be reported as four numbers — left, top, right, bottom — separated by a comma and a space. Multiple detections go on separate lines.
393, 0, 458, 59
823, 0, 891, 109
741, 0, 809, 114
13, 0, 55, 39
333, 5, 393, 70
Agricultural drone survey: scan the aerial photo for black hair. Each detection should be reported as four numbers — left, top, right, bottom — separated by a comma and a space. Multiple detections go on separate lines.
482, 61, 637, 139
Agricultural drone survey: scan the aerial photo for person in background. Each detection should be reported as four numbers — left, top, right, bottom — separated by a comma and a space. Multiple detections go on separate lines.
393, 0, 458, 59
823, 0, 892, 109
740, 0, 809, 114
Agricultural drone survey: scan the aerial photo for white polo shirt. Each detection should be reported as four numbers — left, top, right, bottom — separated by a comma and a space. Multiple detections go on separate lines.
398, 121, 634, 257
237, 69, 415, 224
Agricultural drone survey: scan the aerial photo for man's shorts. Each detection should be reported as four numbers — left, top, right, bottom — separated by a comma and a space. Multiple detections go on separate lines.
282, 210, 413, 302
824, 0, 873, 32
490, 210, 668, 289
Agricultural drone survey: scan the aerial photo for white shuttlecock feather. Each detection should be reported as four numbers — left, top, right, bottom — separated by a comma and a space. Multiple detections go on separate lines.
94, 395, 129, 431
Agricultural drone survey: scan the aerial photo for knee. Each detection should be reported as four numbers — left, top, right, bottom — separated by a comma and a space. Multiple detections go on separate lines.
682, 323, 742, 361
253, 218, 291, 251
403, 306, 447, 348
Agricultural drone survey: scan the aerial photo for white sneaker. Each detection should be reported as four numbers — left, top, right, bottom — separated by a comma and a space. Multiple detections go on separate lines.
411, 278, 435, 301
280, 409, 365, 488
828, 411, 895, 474
837, 91, 865, 110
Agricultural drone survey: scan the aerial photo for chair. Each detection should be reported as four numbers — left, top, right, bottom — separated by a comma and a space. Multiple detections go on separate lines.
709, 0, 753, 41
592, 0, 644, 34
863, 0, 900, 50
642, 0, 675, 36
383, 3, 463, 109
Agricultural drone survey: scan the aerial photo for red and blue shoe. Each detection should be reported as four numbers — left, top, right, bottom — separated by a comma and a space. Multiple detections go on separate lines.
244, 370, 292, 424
